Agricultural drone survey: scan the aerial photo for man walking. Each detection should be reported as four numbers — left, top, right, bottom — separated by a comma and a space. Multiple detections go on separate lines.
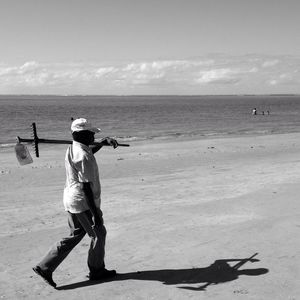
33, 118, 118, 288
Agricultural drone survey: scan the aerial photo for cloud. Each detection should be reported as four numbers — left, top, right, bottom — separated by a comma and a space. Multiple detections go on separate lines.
262, 60, 279, 68
95, 67, 116, 78
249, 67, 258, 73
269, 80, 278, 85
196, 68, 240, 84
19, 61, 40, 73
0, 55, 300, 94
0, 66, 16, 76
268, 72, 300, 86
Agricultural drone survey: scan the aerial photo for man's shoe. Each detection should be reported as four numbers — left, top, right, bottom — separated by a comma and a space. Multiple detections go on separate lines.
89, 268, 117, 281
32, 266, 57, 288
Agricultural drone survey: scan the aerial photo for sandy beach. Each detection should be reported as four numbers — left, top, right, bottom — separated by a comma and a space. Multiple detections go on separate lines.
0, 133, 299, 299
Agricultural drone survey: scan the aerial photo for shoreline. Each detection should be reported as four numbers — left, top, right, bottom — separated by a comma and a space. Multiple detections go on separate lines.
2, 129, 300, 150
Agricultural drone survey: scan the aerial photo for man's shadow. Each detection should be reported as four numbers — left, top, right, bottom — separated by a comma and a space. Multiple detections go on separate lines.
57, 254, 268, 291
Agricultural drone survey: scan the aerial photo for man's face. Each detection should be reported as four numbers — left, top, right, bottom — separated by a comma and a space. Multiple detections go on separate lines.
73, 130, 95, 145
85, 131, 95, 144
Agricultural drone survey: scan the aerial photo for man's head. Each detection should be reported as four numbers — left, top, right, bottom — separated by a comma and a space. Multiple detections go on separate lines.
71, 118, 101, 145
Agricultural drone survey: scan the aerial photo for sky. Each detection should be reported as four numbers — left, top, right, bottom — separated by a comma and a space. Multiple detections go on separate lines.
0, 0, 300, 95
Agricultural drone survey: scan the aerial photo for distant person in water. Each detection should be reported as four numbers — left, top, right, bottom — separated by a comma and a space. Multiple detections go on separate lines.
252, 108, 257, 115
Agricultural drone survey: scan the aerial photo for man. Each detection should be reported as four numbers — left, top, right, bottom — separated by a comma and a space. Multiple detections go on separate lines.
33, 118, 118, 288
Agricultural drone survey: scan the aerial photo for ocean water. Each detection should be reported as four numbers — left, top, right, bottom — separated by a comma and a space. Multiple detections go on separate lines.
1, 95, 300, 147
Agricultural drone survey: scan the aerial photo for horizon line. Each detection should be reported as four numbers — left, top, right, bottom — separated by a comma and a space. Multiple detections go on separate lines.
0, 93, 299, 97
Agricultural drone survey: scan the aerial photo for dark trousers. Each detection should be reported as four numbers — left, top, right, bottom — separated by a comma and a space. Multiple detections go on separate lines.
37, 208, 106, 275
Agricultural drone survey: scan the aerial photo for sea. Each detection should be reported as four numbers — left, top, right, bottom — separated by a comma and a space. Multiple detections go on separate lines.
1, 95, 300, 148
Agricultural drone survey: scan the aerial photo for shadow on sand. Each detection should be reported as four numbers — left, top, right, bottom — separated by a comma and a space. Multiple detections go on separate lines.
57, 253, 268, 291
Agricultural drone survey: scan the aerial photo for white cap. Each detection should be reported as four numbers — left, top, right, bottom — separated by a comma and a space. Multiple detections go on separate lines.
71, 118, 101, 133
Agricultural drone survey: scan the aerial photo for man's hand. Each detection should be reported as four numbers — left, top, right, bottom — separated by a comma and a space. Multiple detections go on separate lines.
104, 137, 118, 148
91, 137, 118, 154
93, 214, 102, 228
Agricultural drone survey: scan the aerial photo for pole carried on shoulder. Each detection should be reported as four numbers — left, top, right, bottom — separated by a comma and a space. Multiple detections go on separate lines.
16, 122, 130, 158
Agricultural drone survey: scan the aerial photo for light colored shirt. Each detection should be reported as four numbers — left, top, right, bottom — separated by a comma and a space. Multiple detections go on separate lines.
63, 141, 101, 213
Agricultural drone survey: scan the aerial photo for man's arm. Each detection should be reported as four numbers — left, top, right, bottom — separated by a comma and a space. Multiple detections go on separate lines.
90, 137, 118, 154
81, 182, 101, 226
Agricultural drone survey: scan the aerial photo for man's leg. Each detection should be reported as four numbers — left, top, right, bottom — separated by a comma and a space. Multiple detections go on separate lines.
75, 208, 115, 279
35, 212, 86, 275
75, 209, 106, 273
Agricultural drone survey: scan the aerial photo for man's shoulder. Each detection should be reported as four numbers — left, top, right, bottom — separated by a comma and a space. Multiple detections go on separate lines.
70, 142, 94, 162
72, 141, 90, 153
